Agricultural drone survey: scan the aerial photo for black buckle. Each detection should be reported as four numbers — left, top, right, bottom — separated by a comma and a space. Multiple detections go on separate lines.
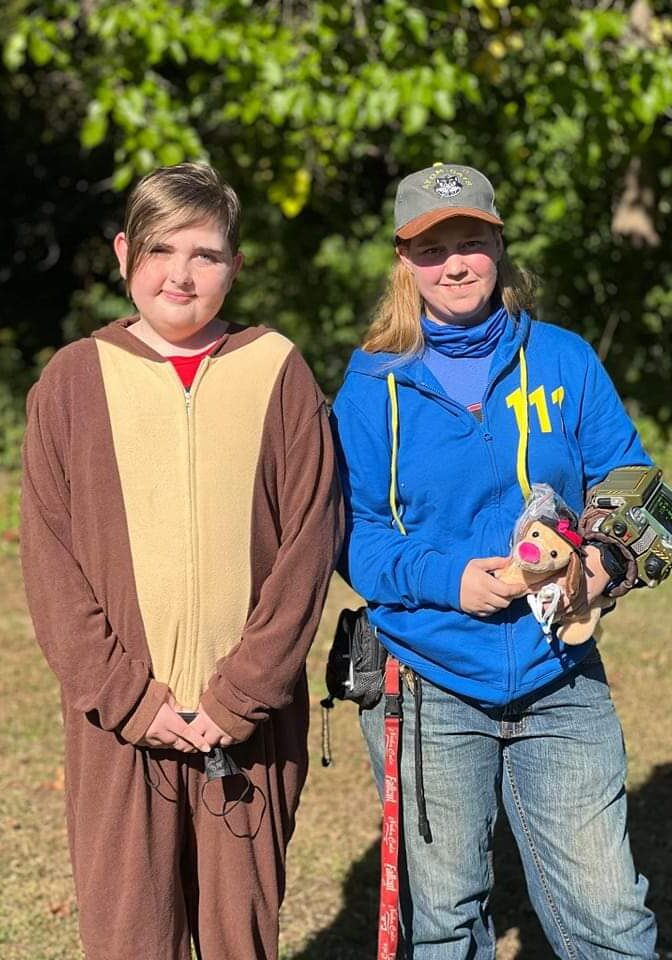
384, 692, 402, 719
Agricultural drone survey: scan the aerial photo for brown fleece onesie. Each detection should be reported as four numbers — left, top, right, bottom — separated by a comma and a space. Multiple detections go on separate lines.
21, 318, 343, 960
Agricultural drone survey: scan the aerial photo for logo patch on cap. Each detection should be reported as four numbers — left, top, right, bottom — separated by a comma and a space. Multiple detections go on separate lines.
434, 175, 463, 198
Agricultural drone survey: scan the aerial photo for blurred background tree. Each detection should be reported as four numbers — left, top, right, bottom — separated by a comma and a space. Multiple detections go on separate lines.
1, 0, 671, 472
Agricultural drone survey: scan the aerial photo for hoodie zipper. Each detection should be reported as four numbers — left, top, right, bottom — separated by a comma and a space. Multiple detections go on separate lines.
411, 367, 520, 700
170, 358, 209, 704
186, 357, 211, 697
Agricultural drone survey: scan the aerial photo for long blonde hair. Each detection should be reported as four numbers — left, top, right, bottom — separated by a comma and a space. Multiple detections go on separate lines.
363, 246, 538, 356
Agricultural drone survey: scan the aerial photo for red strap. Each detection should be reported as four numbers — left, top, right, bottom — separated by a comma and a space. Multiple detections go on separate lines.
378, 657, 401, 960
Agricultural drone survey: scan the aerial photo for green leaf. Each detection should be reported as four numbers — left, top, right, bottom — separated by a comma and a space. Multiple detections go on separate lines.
169, 40, 187, 66
111, 163, 134, 191
80, 102, 109, 149
336, 95, 359, 129
380, 23, 402, 60
433, 89, 455, 121
115, 88, 147, 130
157, 143, 185, 166
542, 196, 567, 222
262, 59, 284, 86
268, 168, 312, 219
28, 31, 53, 66
402, 101, 428, 135
267, 89, 294, 125
404, 9, 428, 44
136, 148, 155, 172
147, 23, 169, 62
3, 31, 27, 71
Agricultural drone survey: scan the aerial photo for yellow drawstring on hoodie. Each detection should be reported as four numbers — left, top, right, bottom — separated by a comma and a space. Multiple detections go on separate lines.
385, 348, 531, 530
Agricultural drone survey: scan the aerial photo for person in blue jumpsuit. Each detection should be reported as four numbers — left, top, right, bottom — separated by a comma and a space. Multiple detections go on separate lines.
331, 162, 658, 958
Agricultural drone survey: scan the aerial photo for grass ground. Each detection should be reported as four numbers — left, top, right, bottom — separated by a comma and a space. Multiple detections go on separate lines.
1, 547, 671, 959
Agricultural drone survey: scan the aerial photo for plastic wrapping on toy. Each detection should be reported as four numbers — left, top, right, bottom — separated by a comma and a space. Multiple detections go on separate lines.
505, 484, 590, 643
511, 483, 579, 549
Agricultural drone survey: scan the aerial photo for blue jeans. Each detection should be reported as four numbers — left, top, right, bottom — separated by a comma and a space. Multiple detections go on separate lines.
360, 648, 657, 959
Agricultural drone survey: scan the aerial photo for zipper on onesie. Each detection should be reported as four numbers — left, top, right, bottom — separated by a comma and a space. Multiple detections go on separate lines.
181, 356, 210, 706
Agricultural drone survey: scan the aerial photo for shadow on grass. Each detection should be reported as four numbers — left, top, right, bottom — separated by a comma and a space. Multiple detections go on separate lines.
628, 763, 672, 951
291, 841, 379, 960
292, 764, 672, 959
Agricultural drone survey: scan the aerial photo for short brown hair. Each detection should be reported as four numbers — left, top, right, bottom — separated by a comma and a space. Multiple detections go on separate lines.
122, 162, 241, 288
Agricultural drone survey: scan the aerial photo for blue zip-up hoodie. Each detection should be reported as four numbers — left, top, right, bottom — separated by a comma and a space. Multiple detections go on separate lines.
331, 312, 651, 706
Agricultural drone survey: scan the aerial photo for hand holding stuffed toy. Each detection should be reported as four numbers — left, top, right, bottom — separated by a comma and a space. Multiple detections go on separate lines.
497, 509, 608, 645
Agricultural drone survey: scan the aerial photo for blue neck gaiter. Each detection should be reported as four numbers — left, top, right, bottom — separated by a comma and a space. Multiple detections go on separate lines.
420, 304, 508, 358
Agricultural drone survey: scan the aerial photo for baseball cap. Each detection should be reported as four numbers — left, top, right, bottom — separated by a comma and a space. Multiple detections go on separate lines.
394, 163, 503, 240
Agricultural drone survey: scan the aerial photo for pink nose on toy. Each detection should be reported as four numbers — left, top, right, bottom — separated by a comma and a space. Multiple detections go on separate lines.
518, 541, 541, 564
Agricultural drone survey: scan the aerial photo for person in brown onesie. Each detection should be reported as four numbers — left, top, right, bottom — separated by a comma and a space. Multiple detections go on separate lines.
20, 162, 343, 960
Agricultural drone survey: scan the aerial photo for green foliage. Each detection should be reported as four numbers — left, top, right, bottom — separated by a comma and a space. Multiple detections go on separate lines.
0, 328, 28, 471
0, 391, 24, 472
62, 283, 130, 342
0, 339, 25, 549
0, 471, 20, 553
634, 416, 672, 475
1, 0, 672, 408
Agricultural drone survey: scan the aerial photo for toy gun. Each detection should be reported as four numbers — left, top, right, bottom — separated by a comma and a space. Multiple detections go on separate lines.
584, 466, 672, 587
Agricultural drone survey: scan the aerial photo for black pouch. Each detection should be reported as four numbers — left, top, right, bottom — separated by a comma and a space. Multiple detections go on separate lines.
324, 606, 387, 710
